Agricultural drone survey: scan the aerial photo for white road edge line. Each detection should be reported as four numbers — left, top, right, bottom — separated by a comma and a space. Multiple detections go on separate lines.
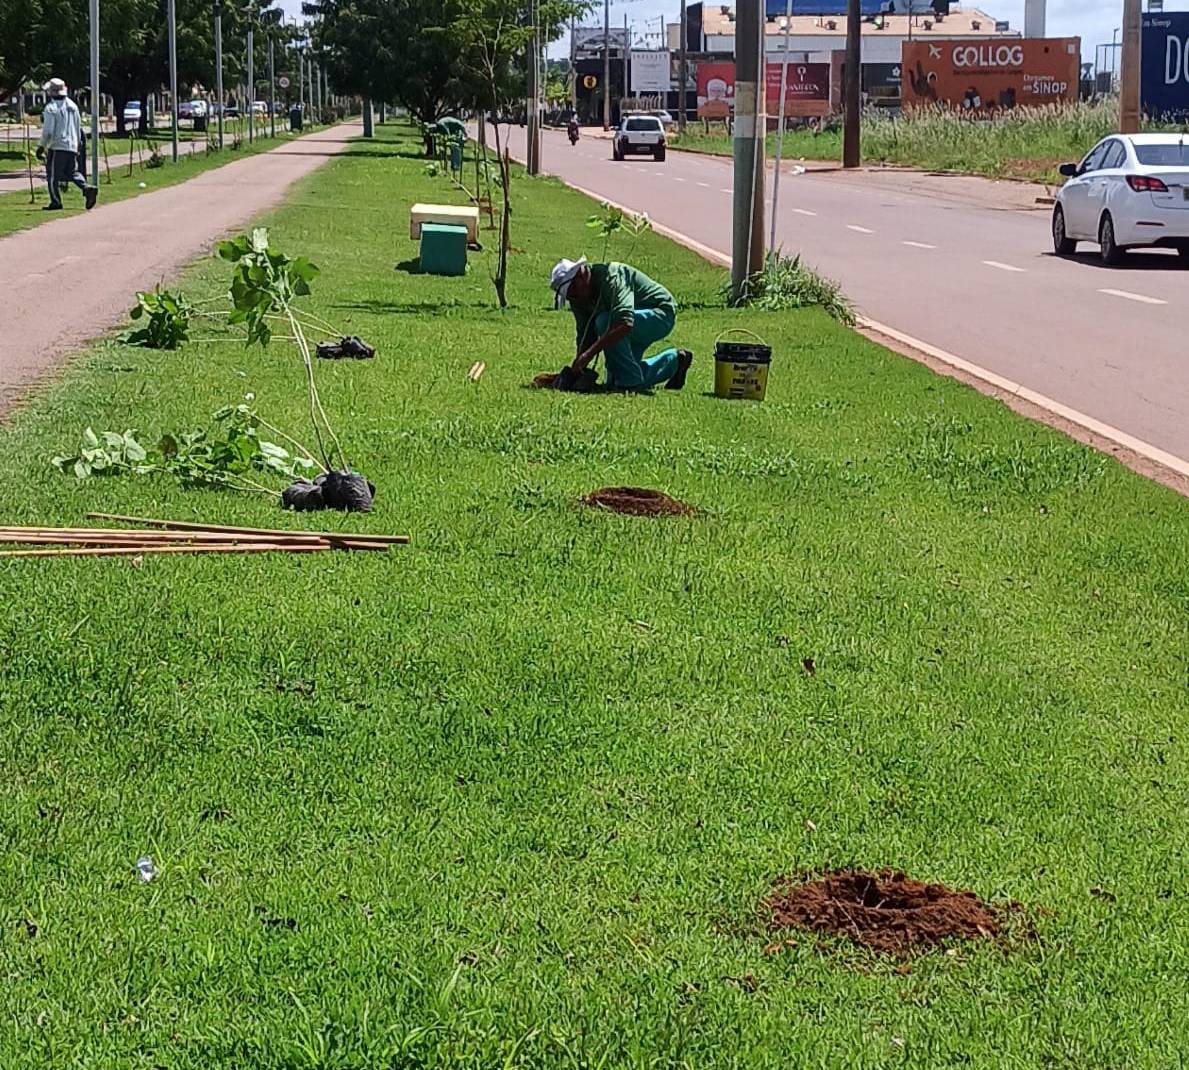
793, 208, 817, 216
982, 260, 1026, 273
556, 180, 1189, 482
903, 240, 936, 249
846, 224, 874, 233
1099, 287, 1167, 306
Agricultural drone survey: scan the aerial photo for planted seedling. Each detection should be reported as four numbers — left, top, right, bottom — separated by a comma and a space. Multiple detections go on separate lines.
121, 287, 193, 350
586, 202, 651, 262
217, 228, 373, 511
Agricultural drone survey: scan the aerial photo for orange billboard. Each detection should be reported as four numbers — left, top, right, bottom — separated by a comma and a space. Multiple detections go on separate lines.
901, 38, 1080, 110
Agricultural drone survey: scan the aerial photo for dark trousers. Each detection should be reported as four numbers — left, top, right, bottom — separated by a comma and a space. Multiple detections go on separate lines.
46, 149, 87, 208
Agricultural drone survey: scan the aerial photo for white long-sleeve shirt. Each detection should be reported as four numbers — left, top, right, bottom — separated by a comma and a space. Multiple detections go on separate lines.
39, 97, 82, 153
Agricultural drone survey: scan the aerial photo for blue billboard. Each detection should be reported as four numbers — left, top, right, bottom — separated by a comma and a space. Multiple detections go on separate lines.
1142, 12, 1189, 119
764, 0, 935, 15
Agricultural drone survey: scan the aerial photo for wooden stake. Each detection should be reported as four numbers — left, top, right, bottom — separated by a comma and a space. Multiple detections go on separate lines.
86, 513, 410, 545
0, 543, 329, 559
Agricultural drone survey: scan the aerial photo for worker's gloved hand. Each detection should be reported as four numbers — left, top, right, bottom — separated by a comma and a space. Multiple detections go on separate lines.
35, 147, 45, 161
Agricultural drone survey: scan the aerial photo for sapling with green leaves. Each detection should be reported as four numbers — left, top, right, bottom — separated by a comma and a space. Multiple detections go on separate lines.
121, 287, 194, 350
216, 227, 349, 476
586, 202, 652, 262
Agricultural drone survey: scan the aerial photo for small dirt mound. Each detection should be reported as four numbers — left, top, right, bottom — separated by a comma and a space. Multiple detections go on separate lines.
763, 869, 1000, 954
583, 487, 693, 517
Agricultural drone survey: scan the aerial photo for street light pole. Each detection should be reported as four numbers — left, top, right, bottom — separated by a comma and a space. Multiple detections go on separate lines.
89, 0, 99, 189
678, 0, 687, 133
268, 35, 275, 138
602, 0, 610, 129
215, 1, 225, 148
246, 20, 254, 143
731, 0, 765, 299
769, 0, 793, 263
168, 0, 179, 161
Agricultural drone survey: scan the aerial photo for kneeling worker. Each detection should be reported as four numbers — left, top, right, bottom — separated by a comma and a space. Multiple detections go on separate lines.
550, 257, 692, 391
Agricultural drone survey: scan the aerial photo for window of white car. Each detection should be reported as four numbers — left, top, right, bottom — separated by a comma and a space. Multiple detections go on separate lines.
1134, 142, 1189, 166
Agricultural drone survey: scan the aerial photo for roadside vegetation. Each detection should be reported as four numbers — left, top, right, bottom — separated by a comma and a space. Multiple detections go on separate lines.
0, 123, 320, 239
671, 98, 1170, 183
1, 121, 1186, 1067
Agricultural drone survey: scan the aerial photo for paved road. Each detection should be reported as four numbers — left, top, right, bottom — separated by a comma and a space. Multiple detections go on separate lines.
0, 123, 357, 409
529, 126, 1189, 470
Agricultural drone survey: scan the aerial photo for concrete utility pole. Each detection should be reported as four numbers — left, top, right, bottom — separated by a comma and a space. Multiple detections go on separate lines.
678, 0, 688, 132
1024, 0, 1046, 38
247, 21, 255, 143
769, 0, 794, 263
88, 0, 99, 188
215, 1, 225, 148
527, 0, 540, 173
1120, 0, 1141, 133
603, 0, 611, 129
168, 0, 179, 161
268, 35, 276, 137
624, 13, 630, 101
730, 0, 765, 299
363, 97, 373, 136
843, 0, 861, 167
570, 17, 578, 116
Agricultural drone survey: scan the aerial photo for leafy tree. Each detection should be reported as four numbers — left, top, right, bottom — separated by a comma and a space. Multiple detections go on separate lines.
0, 0, 288, 135
304, 0, 468, 125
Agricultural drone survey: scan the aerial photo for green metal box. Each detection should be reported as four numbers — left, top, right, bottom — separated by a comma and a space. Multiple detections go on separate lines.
419, 223, 468, 277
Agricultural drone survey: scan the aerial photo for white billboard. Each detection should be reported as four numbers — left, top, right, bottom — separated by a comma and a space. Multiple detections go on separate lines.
573, 27, 630, 58
631, 50, 672, 93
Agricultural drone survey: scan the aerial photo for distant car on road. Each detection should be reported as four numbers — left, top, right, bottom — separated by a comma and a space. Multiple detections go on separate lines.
123, 100, 142, 125
251, 100, 268, 116
613, 114, 666, 162
1053, 133, 1189, 265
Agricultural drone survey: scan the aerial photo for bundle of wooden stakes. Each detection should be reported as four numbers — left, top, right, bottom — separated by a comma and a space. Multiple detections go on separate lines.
0, 513, 409, 559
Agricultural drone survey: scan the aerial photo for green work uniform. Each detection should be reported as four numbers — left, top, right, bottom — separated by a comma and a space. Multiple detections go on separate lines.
571, 262, 680, 390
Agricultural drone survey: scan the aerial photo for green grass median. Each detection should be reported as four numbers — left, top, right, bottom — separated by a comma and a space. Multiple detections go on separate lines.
0, 125, 326, 240
0, 121, 1186, 1068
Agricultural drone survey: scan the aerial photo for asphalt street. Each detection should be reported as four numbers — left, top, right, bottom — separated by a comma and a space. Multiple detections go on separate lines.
529, 126, 1189, 471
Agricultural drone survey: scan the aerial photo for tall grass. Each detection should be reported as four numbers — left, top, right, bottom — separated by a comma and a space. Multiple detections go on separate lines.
670, 98, 1184, 183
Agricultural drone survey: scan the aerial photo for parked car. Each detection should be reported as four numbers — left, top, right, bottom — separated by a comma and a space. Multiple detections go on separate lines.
123, 100, 142, 125
188, 99, 208, 119
612, 114, 666, 162
1053, 133, 1189, 265
251, 100, 268, 116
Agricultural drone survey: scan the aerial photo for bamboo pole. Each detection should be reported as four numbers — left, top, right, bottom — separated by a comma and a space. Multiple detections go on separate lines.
0, 544, 329, 559
86, 513, 410, 545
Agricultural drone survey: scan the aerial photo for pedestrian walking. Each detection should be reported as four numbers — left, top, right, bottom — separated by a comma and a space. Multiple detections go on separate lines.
36, 78, 97, 212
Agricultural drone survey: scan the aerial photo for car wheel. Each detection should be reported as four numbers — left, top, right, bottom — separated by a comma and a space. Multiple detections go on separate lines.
612, 145, 621, 161
1098, 213, 1125, 266
1051, 205, 1076, 256
1177, 245, 1189, 262
655, 146, 666, 162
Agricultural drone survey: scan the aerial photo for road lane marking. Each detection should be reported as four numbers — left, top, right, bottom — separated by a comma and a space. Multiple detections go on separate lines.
1099, 288, 1167, 305
673, 176, 686, 182
903, 240, 936, 249
697, 181, 710, 188
719, 187, 732, 193
846, 224, 874, 233
553, 179, 1189, 483
793, 208, 817, 216
982, 260, 1026, 272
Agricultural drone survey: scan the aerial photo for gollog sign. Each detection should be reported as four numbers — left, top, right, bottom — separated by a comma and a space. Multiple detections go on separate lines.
901, 37, 1080, 110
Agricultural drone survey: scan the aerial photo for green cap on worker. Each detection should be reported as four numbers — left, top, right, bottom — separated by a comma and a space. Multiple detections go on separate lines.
550, 257, 586, 308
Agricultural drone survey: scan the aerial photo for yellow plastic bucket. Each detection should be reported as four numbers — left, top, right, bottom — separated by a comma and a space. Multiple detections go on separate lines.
713, 329, 771, 401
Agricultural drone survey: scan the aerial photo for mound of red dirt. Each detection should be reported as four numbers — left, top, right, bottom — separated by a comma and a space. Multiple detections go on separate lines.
763, 869, 1000, 954
582, 487, 693, 517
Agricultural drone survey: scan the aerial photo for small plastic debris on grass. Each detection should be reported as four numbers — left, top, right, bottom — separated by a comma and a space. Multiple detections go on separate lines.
135, 855, 159, 882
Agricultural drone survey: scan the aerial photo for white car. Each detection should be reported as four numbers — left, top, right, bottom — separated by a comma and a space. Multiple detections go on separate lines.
123, 100, 142, 124
1053, 132, 1189, 265
613, 115, 666, 162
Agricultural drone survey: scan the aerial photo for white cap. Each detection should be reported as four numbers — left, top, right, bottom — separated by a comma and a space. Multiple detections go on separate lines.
43, 78, 67, 97
549, 256, 586, 308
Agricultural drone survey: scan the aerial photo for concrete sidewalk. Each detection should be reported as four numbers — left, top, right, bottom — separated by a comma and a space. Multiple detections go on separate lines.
0, 122, 358, 410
